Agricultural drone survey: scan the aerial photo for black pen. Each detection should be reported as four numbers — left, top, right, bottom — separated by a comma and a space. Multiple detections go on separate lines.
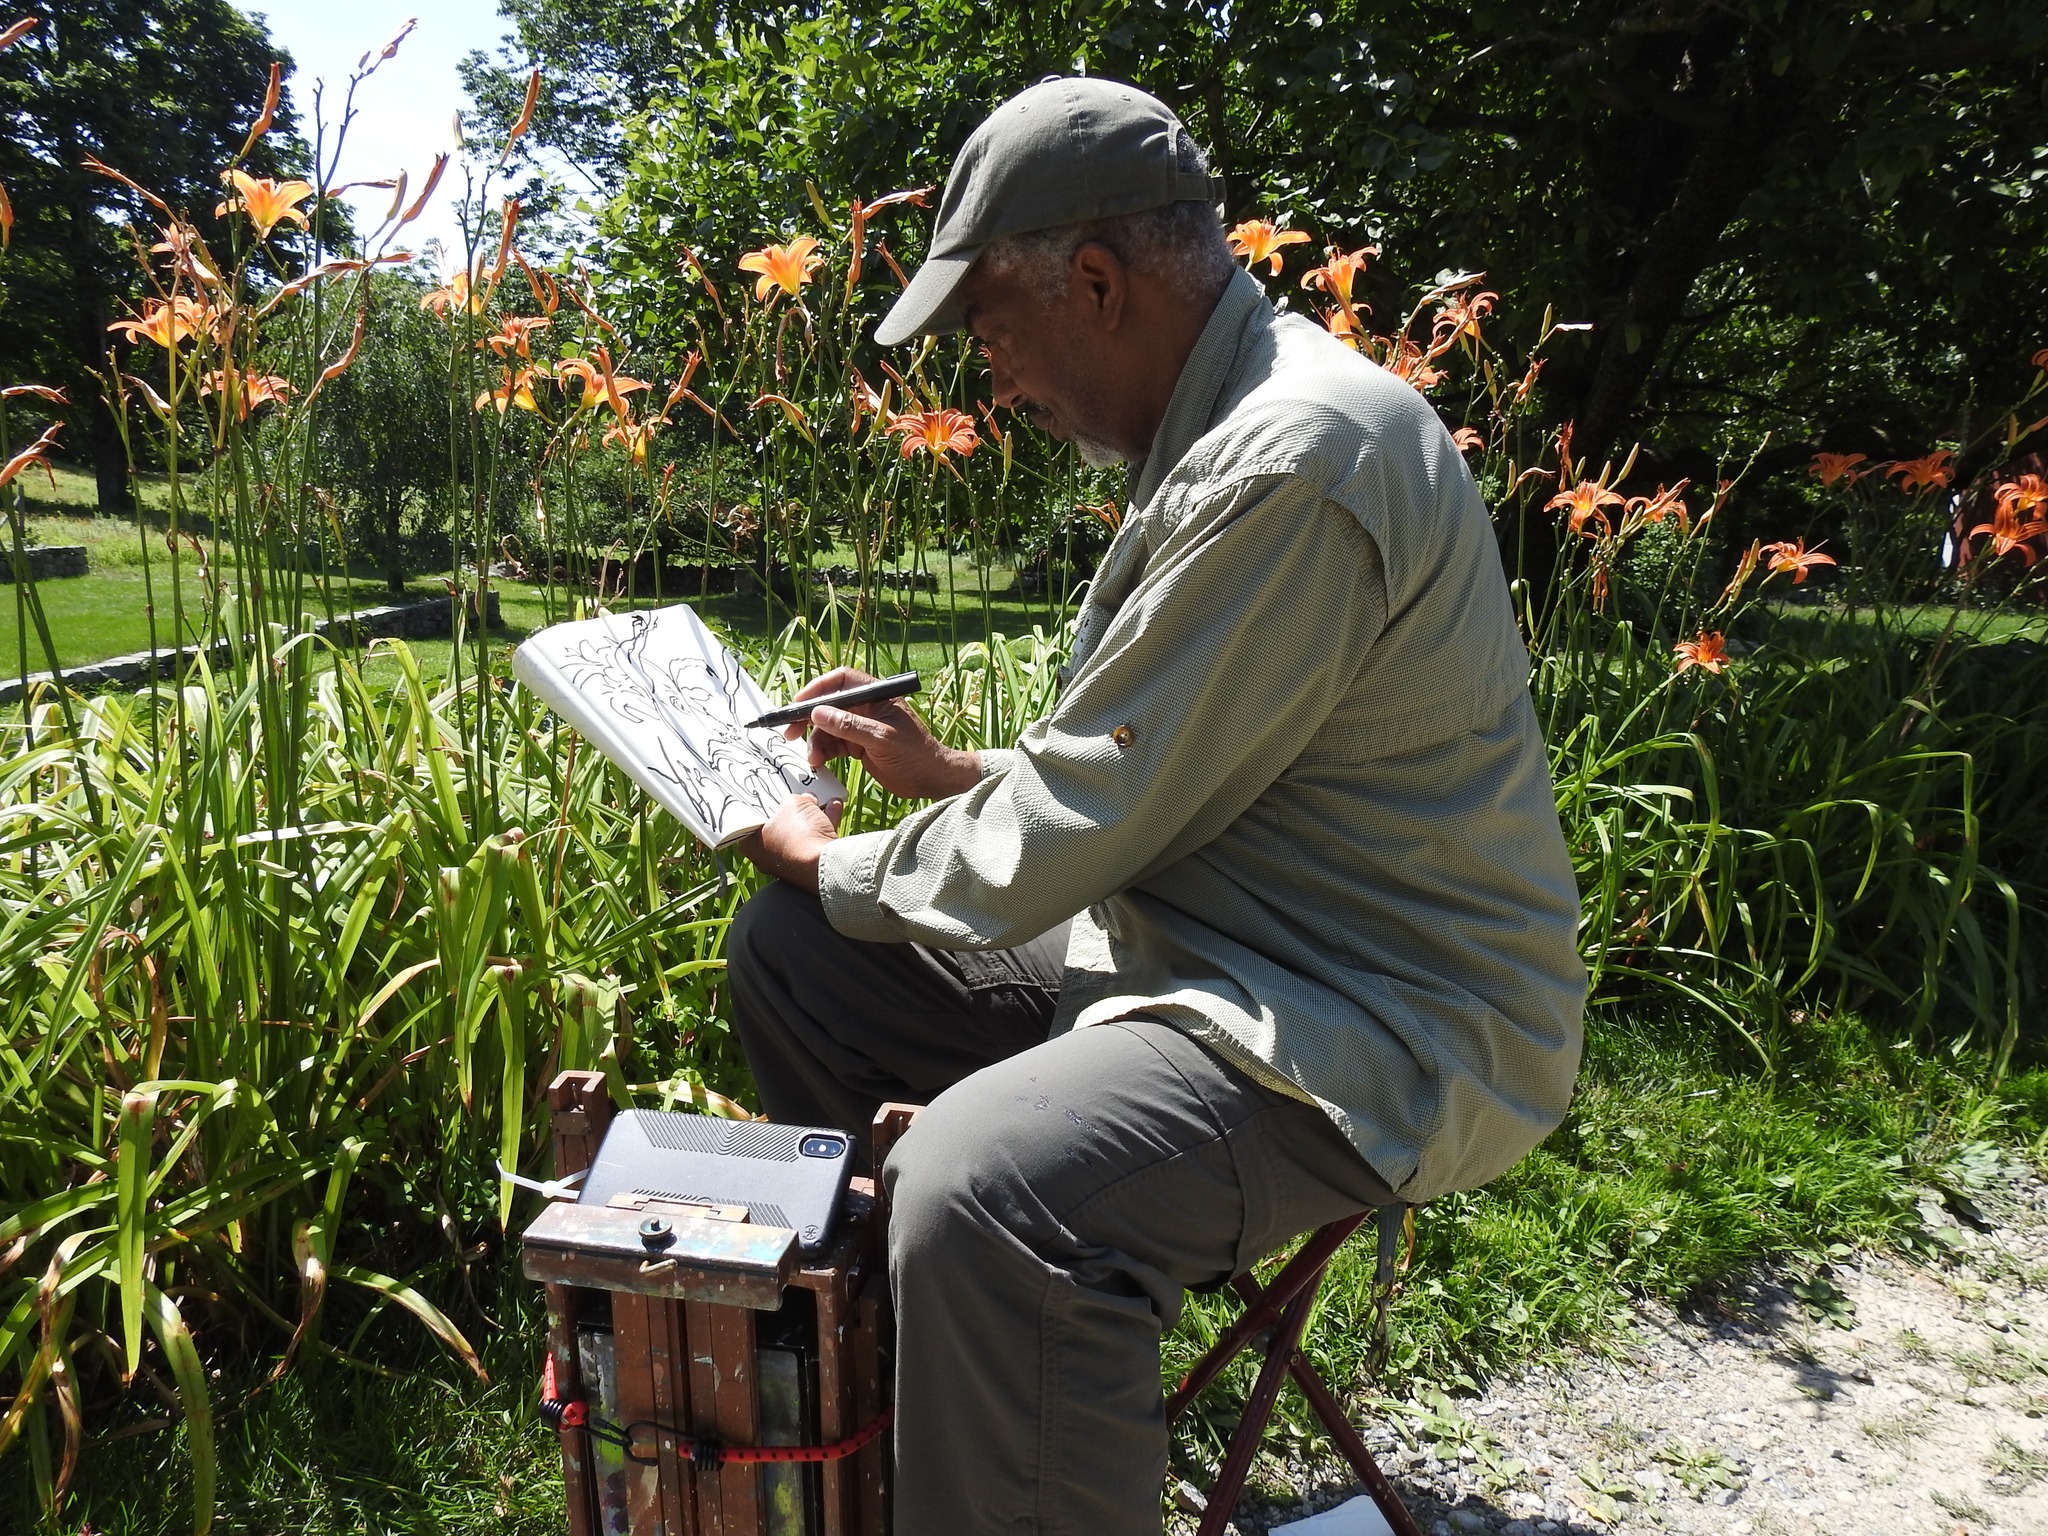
746, 672, 921, 730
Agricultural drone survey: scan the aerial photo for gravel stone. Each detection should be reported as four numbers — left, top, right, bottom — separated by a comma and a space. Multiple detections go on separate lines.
1170, 1158, 2048, 1536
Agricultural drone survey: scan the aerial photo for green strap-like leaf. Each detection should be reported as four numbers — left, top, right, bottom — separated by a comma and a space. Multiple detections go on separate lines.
114, 1089, 156, 1376
144, 1281, 215, 1536
330, 1263, 488, 1383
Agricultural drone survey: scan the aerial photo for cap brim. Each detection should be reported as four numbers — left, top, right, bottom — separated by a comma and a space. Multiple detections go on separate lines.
873, 247, 980, 347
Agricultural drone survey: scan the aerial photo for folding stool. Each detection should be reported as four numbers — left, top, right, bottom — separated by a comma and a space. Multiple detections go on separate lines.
1166, 1211, 1424, 1536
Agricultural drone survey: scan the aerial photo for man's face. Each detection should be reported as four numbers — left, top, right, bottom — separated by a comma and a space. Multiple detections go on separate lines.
959, 254, 1131, 468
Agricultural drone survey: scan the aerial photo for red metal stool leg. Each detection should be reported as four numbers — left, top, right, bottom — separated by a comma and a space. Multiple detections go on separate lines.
1227, 1273, 1426, 1536
1194, 1279, 1320, 1536
1167, 1213, 1368, 1418
1171, 1217, 1423, 1536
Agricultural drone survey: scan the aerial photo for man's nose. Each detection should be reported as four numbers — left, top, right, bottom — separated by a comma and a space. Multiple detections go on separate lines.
986, 354, 1024, 410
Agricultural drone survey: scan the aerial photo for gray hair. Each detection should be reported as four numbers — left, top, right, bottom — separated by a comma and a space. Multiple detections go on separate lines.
978, 128, 1234, 308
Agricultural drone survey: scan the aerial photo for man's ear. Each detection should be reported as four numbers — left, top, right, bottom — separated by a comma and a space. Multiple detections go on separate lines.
1068, 241, 1128, 331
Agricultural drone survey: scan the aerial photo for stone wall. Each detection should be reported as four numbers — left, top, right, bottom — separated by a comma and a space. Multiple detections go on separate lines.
0, 590, 503, 705
2, 545, 88, 582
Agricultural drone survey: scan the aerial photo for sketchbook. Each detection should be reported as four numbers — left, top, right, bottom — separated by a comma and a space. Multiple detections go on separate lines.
511, 603, 846, 850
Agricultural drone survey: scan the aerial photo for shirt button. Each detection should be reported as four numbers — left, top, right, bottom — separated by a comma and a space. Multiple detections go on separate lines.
1111, 725, 1136, 749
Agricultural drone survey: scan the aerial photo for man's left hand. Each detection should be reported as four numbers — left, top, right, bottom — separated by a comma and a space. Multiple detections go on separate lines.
736, 794, 843, 892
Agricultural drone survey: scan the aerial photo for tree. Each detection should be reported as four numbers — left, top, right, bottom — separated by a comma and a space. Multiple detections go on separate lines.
311, 269, 456, 594
0, 0, 308, 509
462, 1, 2048, 510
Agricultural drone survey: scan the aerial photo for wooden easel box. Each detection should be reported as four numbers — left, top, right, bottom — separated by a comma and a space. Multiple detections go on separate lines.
523, 1072, 910, 1536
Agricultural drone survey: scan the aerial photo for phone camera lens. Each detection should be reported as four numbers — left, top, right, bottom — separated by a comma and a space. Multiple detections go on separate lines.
799, 1135, 845, 1159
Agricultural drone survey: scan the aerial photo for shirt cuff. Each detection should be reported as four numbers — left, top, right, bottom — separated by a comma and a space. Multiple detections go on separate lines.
817, 830, 901, 941
977, 748, 1015, 780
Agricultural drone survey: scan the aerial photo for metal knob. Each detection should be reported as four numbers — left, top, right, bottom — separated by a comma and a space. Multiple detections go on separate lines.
638, 1215, 675, 1251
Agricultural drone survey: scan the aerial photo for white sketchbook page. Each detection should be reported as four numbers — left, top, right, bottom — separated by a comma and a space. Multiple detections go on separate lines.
511, 604, 846, 850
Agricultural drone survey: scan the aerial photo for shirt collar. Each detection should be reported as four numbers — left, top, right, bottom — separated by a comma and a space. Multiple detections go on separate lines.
1128, 265, 1270, 512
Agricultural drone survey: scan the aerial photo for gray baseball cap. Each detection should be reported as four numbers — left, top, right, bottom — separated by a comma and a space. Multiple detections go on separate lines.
873, 77, 1224, 347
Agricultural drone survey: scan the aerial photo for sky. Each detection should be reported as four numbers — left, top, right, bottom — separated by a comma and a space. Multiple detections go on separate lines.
228, 1, 516, 268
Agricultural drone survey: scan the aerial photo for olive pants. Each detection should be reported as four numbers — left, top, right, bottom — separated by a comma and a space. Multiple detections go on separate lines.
727, 881, 1395, 1536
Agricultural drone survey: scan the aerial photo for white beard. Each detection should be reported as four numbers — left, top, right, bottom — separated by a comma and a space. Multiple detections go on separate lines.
1071, 430, 1129, 468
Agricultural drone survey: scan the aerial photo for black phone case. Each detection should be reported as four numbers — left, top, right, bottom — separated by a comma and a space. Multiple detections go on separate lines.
575, 1110, 852, 1254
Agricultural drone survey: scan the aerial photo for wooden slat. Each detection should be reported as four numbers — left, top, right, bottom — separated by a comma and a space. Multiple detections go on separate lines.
814, 1270, 852, 1536
853, 1274, 891, 1536
546, 1070, 613, 1536
710, 1302, 764, 1536
611, 1293, 668, 1536
649, 1298, 695, 1535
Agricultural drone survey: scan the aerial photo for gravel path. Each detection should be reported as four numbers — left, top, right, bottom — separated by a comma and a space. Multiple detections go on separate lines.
1183, 1161, 2048, 1536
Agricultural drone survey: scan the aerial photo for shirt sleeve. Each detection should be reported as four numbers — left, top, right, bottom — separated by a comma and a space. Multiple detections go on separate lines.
818, 477, 1388, 949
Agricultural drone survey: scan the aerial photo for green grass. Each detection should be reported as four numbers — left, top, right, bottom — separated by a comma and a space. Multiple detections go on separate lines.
1759, 594, 2048, 645
4, 1281, 565, 1536
5, 512, 1075, 682
9, 460, 175, 516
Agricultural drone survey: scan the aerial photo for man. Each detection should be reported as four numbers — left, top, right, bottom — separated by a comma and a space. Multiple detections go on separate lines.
733, 77, 1585, 1536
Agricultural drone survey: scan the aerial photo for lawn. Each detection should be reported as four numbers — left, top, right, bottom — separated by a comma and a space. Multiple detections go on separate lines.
6, 510, 1080, 689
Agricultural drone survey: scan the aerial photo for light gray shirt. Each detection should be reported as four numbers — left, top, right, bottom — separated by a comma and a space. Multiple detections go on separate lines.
820, 267, 1585, 1199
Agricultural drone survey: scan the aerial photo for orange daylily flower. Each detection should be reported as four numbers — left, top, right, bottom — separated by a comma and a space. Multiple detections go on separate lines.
1545, 479, 1624, 539
200, 368, 293, 420
149, 223, 222, 289
1996, 473, 2048, 521
1970, 478, 2048, 565
482, 315, 551, 359
1226, 220, 1310, 276
1673, 632, 1729, 675
1886, 450, 1955, 495
1321, 306, 1365, 349
107, 295, 215, 350
1450, 426, 1484, 453
1381, 334, 1446, 392
888, 406, 978, 461
1431, 287, 1498, 348
0, 422, 62, 493
476, 366, 543, 414
421, 265, 488, 317
2033, 347, 2048, 372
215, 168, 315, 240
602, 415, 659, 464
1512, 357, 1545, 405
1300, 245, 1378, 311
555, 347, 649, 416
1762, 538, 1837, 584
0, 384, 67, 403
738, 236, 824, 305
1627, 482, 1692, 531
1808, 451, 1868, 488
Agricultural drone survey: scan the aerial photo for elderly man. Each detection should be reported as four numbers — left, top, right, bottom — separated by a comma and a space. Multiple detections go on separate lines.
732, 77, 1585, 1536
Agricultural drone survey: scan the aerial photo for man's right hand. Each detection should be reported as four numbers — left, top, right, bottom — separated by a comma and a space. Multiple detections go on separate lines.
787, 667, 984, 801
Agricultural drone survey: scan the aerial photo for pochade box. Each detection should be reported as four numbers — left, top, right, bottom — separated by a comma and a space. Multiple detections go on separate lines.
523, 1072, 911, 1536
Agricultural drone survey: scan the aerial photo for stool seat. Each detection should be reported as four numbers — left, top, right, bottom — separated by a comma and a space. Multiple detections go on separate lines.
1167, 1211, 1423, 1536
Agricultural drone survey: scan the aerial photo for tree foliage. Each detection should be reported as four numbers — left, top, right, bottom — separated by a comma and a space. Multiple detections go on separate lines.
0, 0, 307, 507
309, 270, 457, 593
463, 0, 2048, 517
